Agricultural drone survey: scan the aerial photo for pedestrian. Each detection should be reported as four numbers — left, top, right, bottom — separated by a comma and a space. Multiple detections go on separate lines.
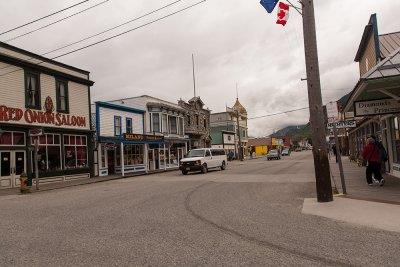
362, 136, 385, 186
332, 144, 337, 163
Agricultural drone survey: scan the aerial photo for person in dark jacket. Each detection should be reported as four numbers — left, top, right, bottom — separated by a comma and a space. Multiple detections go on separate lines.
362, 136, 385, 186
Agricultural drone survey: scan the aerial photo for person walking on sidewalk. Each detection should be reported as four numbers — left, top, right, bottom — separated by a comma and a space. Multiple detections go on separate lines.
362, 136, 385, 186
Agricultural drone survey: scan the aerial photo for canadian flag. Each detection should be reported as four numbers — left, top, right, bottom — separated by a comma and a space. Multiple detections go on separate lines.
276, 2, 290, 26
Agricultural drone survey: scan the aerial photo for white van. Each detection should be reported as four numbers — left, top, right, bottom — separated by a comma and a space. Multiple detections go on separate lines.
179, 148, 227, 175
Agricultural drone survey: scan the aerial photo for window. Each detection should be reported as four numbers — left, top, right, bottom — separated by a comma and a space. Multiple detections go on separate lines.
0, 131, 25, 146
126, 118, 133, 134
179, 117, 184, 135
64, 135, 88, 169
31, 134, 61, 172
392, 117, 400, 164
204, 117, 207, 129
196, 115, 199, 125
114, 116, 122, 136
124, 145, 144, 165
56, 80, 69, 113
162, 114, 168, 133
151, 113, 160, 132
101, 145, 106, 168
205, 150, 211, 157
169, 116, 177, 134
25, 71, 40, 109
187, 115, 191, 125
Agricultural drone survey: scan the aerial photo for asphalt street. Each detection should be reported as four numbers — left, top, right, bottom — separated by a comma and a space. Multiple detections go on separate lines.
1, 151, 400, 266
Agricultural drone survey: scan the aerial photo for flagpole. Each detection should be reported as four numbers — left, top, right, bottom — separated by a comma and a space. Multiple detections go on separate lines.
192, 53, 196, 97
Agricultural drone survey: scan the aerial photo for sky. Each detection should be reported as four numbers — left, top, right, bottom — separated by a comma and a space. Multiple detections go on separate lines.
1, 0, 399, 137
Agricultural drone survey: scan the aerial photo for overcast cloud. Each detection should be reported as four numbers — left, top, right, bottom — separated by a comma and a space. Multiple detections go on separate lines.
1, 0, 399, 136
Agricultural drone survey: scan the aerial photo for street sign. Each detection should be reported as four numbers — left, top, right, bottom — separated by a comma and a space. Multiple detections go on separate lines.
326, 101, 339, 123
327, 120, 356, 129
29, 128, 43, 137
354, 98, 400, 117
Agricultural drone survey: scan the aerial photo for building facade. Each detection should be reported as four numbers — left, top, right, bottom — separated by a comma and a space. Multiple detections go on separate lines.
210, 98, 248, 157
0, 42, 94, 189
178, 96, 211, 149
107, 95, 189, 172
343, 14, 400, 178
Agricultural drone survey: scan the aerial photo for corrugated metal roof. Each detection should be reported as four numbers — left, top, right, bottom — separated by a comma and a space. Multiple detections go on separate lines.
379, 32, 400, 58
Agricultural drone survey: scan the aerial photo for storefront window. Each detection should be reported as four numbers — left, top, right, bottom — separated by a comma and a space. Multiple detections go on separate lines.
0, 132, 12, 145
64, 135, 88, 169
124, 145, 144, 165
32, 134, 61, 172
101, 145, 106, 168
391, 117, 400, 164
0, 131, 25, 146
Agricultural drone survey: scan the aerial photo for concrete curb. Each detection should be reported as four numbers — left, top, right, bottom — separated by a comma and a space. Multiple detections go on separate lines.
302, 197, 400, 233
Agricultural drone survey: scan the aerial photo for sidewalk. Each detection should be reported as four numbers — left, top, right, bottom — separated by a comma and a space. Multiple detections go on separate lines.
302, 156, 400, 233
0, 168, 181, 197
329, 156, 400, 204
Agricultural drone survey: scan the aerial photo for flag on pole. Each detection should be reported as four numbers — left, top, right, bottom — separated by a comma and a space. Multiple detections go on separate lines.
276, 2, 290, 26
259, 0, 279, 13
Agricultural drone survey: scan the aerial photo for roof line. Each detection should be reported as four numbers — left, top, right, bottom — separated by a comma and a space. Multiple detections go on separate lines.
0, 41, 90, 75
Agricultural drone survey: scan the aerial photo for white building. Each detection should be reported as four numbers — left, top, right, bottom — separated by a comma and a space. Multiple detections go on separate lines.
94, 95, 189, 176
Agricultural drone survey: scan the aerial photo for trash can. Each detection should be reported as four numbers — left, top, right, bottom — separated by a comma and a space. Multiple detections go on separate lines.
19, 172, 30, 194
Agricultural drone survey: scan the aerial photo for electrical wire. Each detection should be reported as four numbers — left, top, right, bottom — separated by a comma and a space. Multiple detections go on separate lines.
0, 0, 183, 72
51, 0, 206, 60
248, 106, 309, 120
4, 0, 110, 43
0, 0, 90, 36
0, 0, 207, 78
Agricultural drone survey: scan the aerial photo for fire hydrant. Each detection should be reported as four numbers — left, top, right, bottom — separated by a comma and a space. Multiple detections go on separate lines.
19, 172, 30, 194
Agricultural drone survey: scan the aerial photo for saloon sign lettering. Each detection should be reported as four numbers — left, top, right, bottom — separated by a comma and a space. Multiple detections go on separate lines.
0, 105, 86, 127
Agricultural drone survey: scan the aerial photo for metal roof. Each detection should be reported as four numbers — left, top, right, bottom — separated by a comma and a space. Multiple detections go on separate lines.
379, 32, 400, 59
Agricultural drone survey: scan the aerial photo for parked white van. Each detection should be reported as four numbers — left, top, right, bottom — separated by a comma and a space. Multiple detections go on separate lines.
179, 148, 227, 175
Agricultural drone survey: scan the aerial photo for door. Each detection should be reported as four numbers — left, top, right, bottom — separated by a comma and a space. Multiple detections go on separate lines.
148, 149, 155, 171
107, 149, 115, 174
205, 149, 215, 168
0, 151, 26, 189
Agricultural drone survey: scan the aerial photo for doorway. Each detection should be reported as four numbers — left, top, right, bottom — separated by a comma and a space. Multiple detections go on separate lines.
0, 151, 26, 189
107, 149, 115, 174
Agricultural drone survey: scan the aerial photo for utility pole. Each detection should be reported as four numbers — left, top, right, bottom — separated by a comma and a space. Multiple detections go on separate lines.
192, 53, 196, 97
302, 0, 333, 202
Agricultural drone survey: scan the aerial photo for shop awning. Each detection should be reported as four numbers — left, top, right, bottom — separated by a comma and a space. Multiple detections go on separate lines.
344, 47, 400, 112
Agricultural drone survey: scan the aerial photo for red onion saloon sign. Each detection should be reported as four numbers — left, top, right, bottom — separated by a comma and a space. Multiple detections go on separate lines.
354, 99, 400, 117
0, 103, 87, 128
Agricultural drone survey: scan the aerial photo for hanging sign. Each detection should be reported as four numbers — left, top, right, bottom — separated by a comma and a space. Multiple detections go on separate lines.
124, 134, 164, 142
327, 120, 356, 129
354, 99, 400, 117
260, 0, 279, 13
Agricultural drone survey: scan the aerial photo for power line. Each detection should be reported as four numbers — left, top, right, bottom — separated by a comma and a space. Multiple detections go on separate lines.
0, 0, 207, 78
52, 0, 206, 59
41, 0, 183, 57
0, 0, 182, 73
0, 0, 90, 36
4, 0, 110, 43
248, 106, 309, 120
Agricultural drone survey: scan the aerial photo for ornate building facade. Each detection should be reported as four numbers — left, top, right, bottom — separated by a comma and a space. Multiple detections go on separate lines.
178, 97, 211, 149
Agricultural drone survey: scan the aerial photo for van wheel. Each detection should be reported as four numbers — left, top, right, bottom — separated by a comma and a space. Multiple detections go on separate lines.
182, 170, 188, 175
221, 161, 226, 170
201, 164, 208, 174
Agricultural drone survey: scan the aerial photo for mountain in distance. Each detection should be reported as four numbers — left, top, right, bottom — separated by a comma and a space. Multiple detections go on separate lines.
271, 123, 311, 142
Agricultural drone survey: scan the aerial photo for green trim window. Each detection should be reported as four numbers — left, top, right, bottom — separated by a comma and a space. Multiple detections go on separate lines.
114, 116, 122, 136
25, 70, 41, 109
126, 118, 133, 134
56, 79, 69, 113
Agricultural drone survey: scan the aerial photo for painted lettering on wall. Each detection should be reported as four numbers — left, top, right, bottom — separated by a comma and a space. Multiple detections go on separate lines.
0, 105, 86, 127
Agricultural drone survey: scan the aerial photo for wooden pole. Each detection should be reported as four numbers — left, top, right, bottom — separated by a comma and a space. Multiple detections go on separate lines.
302, 0, 333, 202
333, 124, 347, 194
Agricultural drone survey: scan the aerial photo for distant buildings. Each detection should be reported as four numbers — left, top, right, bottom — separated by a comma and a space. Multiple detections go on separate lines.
178, 96, 211, 149
210, 98, 248, 157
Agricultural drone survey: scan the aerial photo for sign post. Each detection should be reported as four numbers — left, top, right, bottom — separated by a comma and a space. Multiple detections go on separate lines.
29, 128, 43, 190
332, 124, 347, 195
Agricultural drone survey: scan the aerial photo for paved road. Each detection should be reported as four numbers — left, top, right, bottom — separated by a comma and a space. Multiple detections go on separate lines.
1, 152, 399, 266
